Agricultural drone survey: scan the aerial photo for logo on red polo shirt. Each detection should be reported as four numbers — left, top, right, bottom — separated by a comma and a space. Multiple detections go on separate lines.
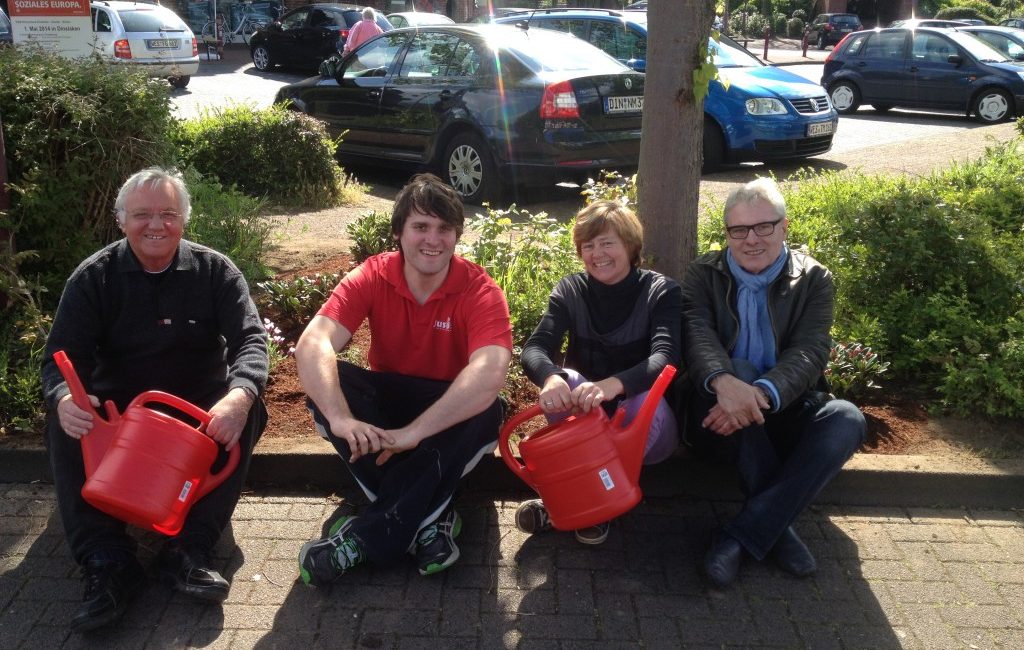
434, 317, 452, 332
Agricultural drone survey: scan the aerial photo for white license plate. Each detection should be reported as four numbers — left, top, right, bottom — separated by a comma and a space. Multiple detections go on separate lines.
807, 121, 834, 137
147, 39, 179, 49
605, 96, 643, 114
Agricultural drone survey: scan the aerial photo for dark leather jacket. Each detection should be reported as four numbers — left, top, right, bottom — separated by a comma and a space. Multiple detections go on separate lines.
681, 247, 833, 411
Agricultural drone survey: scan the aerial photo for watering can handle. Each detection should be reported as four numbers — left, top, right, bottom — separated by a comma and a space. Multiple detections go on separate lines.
130, 391, 214, 431
129, 390, 239, 498
497, 403, 544, 488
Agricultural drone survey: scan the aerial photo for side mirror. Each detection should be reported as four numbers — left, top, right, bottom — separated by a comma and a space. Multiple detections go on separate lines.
947, 53, 962, 65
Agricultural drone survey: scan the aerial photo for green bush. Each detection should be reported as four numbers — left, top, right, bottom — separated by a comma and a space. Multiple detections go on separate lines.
935, 1, 998, 23
731, 12, 769, 36
460, 206, 581, 347
787, 17, 805, 37
826, 342, 890, 400
0, 47, 176, 302
776, 141, 1024, 416
791, 9, 807, 21
0, 243, 50, 433
184, 170, 272, 284
347, 210, 397, 263
773, 12, 788, 35
172, 104, 350, 208
256, 273, 340, 339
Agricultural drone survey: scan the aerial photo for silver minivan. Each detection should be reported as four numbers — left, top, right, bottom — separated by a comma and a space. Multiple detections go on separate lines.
90, 1, 199, 88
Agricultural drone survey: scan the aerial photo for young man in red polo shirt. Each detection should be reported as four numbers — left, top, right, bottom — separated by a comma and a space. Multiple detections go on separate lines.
294, 173, 512, 584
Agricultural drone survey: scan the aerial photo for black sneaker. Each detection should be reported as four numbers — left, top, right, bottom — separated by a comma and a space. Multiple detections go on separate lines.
415, 508, 461, 576
70, 556, 145, 632
514, 499, 552, 535
574, 521, 610, 545
298, 516, 364, 586
157, 544, 230, 603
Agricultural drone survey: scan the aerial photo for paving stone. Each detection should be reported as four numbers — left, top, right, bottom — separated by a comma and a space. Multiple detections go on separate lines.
943, 562, 1006, 605
892, 541, 949, 580
554, 568, 593, 615
438, 588, 480, 637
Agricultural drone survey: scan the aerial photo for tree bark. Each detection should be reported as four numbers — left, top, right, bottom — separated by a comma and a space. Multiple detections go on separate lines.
637, 0, 714, 281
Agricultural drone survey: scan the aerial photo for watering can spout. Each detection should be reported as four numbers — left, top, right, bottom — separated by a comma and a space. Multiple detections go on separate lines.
616, 364, 677, 479
53, 350, 121, 476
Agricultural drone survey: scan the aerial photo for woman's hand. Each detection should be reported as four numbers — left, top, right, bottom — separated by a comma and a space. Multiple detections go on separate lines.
570, 377, 623, 413
539, 374, 572, 414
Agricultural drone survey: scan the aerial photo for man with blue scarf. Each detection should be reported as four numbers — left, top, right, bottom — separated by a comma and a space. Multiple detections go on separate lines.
682, 178, 865, 588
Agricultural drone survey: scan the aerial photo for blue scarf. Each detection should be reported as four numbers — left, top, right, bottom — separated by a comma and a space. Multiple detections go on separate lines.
726, 245, 788, 373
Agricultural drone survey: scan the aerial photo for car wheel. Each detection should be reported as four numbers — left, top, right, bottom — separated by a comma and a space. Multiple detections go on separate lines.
872, 103, 892, 113
973, 88, 1011, 123
817, 34, 825, 50
829, 81, 861, 114
701, 117, 725, 173
443, 132, 500, 204
252, 45, 273, 71
169, 75, 190, 89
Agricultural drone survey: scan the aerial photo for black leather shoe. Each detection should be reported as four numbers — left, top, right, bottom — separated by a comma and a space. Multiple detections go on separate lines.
157, 545, 230, 602
771, 527, 817, 577
704, 534, 744, 588
70, 556, 145, 632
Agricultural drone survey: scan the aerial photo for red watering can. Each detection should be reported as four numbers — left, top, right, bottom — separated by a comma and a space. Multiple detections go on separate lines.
499, 365, 677, 531
53, 351, 240, 536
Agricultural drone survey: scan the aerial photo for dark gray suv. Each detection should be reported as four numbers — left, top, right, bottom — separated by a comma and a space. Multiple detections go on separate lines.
807, 13, 862, 49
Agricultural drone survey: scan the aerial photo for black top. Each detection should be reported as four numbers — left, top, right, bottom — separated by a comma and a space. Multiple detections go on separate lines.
42, 239, 268, 412
521, 268, 682, 397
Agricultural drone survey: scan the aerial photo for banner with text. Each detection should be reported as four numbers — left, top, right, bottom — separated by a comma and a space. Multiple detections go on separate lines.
9, 0, 93, 58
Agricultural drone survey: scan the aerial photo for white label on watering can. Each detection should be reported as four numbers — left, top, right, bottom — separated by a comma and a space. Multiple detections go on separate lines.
178, 480, 194, 502
599, 469, 615, 491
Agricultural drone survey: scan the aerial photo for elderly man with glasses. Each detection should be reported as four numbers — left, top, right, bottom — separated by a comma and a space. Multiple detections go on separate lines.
681, 177, 865, 588
41, 167, 268, 631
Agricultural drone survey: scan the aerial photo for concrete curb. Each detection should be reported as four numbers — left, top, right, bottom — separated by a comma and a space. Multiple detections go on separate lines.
5, 444, 1023, 510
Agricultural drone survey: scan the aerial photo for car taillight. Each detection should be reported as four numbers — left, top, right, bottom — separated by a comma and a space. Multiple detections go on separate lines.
339, 28, 349, 40
826, 34, 851, 61
540, 80, 579, 119
191, 37, 198, 57
114, 39, 132, 59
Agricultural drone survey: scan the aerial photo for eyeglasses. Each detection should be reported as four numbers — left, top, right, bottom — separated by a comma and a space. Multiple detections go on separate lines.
726, 218, 783, 240
127, 210, 182, 224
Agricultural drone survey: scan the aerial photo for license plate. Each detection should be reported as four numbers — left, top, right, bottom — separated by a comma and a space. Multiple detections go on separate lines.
807, 121, 834, 137
605, 96, 643, 114
147, 39, 179, 49
840, 28, 852, 32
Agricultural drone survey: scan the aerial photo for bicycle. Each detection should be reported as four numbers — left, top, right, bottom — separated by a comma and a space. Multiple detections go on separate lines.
201, 3, 267, 47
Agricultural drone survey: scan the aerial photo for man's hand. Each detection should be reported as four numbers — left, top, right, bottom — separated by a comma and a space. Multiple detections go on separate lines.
375, 426, 422, 466
57, 393, 101, 439
207, 388, 254, 451
329, 416, 394, 463
703, 374, 770, 436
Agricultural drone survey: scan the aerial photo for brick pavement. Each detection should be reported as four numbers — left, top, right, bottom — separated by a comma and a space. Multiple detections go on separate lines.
1, 482, 1021, 648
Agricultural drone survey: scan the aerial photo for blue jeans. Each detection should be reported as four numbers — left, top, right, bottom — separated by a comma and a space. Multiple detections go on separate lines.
687, 360, 865, 560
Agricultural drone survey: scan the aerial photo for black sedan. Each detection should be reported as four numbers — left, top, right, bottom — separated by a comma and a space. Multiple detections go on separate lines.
275, 24, 645, 203
250, 4, 392, 72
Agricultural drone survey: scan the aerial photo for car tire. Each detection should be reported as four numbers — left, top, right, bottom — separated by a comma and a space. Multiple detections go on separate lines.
872, 103, 892, 113
829, 81, 861, 114
817, 34, 825, 50
973, 88, 1011, 123
252, 45, 274, 71
701, 117, 725, 173
443, 132, 501, 204
169, 75, 190, 89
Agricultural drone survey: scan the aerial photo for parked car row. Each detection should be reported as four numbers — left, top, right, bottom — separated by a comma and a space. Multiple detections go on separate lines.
493, 8, 837, 172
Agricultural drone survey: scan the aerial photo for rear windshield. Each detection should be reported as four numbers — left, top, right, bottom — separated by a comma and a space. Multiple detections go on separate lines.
117, 9, 188, 33
495, 28, 627, 74
832, 15, 861, 26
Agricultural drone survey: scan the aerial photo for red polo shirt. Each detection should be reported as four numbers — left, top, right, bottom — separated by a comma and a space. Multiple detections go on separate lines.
319, 252, 512, 381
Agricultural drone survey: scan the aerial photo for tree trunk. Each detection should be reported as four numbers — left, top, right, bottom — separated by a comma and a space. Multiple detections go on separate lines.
637, 0, 714, 281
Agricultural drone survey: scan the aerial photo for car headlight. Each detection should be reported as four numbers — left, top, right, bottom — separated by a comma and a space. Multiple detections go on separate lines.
745, 98, 787, 115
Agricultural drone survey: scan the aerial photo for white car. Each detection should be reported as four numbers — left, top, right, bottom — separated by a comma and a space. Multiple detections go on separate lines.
90, 1, 199, 88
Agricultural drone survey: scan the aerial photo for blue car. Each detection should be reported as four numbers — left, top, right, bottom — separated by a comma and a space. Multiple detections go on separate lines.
495, 8, 837, 171
822, 27, 1024, 123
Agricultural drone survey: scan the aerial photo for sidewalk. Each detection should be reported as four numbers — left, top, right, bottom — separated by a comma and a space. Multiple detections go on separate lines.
0, 482, 1021, 648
